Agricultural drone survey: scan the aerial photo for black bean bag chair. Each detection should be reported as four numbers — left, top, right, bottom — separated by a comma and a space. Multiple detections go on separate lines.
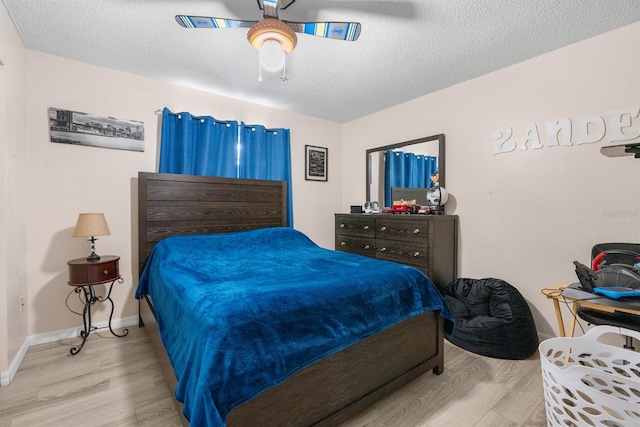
443, 278, 538, 360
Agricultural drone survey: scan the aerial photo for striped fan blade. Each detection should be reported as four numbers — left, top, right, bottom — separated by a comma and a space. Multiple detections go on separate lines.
175, 15, 257, 29
284, 21, 361, 41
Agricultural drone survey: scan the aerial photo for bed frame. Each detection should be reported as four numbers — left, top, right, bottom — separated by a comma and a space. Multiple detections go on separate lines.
137, 172, 445, 426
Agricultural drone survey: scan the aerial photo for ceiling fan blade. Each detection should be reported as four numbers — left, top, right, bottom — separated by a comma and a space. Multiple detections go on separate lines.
175, 15, 257, 29
600, 143, 640, 158
284, 21, 361, 41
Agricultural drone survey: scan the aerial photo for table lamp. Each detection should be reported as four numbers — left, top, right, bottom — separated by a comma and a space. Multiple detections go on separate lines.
73, 213, 111, 260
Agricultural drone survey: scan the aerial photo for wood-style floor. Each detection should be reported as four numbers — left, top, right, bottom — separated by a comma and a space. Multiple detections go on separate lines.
0, 326, 547, 426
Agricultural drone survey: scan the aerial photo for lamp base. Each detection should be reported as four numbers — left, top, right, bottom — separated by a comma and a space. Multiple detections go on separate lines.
86, 236, 100, 261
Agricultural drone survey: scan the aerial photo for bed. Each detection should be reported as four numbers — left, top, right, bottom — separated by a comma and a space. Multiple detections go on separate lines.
136, 172, 454, 427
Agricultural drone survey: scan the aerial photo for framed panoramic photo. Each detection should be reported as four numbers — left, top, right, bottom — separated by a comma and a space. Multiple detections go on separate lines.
305, 145, 328, 181
49, 107, 144, 152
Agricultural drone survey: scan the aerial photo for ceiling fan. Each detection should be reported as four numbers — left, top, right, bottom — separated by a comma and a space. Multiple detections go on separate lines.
175, 0, 361, 80
600, 142, 640, 158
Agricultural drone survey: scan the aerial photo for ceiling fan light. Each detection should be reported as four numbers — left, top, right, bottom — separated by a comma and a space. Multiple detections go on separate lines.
260, 40, 285, 72
247, 18, 297, 53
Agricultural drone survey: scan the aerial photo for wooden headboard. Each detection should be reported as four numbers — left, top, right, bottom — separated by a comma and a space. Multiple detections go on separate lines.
138, 172, 287, 277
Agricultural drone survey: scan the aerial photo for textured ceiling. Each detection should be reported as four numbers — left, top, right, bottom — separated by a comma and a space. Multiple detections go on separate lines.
3, 0, 640, 123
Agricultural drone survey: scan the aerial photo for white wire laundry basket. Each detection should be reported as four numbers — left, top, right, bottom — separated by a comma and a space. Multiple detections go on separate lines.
539, 325, 640, 426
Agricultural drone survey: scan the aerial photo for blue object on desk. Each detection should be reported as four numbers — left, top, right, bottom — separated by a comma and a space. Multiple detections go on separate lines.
594, 286, 640, 299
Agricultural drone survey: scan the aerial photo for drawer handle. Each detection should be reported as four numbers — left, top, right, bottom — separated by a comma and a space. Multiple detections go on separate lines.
413, 228, 420, 234
380, 226, 387, 231
339, 223, 345, 228
413, 252, 420, 257
380, 247, 387, 252
363, 225, 369, 230
364, 245, 370, 250
340, 241, 346, 246
103, 270, 109, 275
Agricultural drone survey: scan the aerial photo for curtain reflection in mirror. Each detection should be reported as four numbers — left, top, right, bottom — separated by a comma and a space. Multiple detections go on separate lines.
383, 150, 438, 207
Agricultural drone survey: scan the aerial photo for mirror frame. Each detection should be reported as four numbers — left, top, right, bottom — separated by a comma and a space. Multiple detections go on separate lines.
365, 134, 445, 202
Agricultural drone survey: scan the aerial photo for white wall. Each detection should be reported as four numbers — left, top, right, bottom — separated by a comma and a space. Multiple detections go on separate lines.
0, 2, 28, 375
22, 52, 342, 337
342, 22, 640, 339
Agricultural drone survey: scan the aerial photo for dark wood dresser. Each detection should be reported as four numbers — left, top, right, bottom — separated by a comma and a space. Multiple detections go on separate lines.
335, 214, 458, 289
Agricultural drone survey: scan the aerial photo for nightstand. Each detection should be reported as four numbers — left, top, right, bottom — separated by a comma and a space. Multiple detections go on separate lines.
67, 255, 128, 355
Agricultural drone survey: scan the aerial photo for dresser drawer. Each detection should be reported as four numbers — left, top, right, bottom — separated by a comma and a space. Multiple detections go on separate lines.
336, 236, 376, 258
376, 239, 428, 268
335, 216, 376, 238
375, 218, 429, 244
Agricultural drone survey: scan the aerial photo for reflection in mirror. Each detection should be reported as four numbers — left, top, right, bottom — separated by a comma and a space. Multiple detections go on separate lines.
366, 134, 445, 207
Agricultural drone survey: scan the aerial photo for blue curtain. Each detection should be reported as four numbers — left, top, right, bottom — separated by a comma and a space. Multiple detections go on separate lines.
158, 108, 238, 177
158, 108, 293, 226
240, 124, 293, 227
384, 150, 438, 206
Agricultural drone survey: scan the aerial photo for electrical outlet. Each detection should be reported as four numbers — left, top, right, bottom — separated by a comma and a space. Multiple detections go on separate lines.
20, 296, 24, 313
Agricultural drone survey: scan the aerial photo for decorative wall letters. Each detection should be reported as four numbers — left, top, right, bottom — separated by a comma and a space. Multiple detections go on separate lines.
492, 106, 640, 155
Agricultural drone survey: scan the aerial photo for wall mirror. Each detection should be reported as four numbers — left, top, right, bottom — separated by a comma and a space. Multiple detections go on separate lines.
366, 134, 445, 206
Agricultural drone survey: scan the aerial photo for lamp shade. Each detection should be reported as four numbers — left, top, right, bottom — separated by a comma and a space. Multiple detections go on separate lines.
73, 213, 111, 237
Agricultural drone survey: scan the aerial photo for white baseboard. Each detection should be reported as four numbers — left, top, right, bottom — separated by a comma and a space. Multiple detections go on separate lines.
1, 316, 139, 386
0, 337, 30, 386
29, 316, 139, 346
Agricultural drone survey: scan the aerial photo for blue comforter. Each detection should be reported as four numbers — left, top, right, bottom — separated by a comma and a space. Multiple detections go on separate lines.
136, 227, 453, 427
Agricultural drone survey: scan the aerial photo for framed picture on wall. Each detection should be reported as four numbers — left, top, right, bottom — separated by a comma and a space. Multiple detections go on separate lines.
49, 107, 145, 152
305, 145, 328, 181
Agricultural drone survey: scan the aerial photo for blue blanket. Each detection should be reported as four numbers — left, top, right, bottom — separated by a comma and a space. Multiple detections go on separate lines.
136, 227, 453, 427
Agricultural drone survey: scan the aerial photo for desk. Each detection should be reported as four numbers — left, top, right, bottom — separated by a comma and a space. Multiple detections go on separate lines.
541, 283, 640, 337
